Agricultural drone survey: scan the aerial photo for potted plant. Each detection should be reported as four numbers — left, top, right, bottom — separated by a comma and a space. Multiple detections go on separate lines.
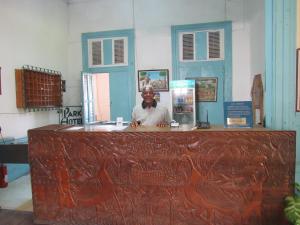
284, 183, 300, 225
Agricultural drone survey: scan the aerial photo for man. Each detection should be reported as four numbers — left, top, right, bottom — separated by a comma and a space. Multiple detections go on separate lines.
131, 85, 170, 127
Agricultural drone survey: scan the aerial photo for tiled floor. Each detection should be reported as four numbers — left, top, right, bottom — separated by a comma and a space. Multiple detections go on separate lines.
0, 174, 33, 211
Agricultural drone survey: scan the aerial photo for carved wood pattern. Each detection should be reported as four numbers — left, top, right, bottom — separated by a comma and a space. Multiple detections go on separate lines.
28, 127, 295, 225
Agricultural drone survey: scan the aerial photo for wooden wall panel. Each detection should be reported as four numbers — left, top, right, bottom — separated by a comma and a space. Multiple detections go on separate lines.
15, 69, 25, 108
15, 69, 62, 109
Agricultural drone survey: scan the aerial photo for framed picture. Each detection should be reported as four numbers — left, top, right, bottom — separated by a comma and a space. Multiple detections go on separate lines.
138, 69, 169, 92
297, 49, 300, 111
187, 77, 218, 102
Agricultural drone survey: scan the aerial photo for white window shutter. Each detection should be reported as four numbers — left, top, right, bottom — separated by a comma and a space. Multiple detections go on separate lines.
88, 39, 102, 67
88, 37, 127, 67
91, 41, 102, 65
182, 33, 194, 60
114, 39, 125, 64
208, 31, 221, 59
208, 30, 224, 59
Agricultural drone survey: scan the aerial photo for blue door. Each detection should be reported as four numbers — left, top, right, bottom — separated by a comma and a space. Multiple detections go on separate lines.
109, 70, 133, 121
172, 22, 232, 125
81, 29, 135, 122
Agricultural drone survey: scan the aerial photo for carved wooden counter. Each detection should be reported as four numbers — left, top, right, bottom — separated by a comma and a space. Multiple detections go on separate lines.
28, 125, 295, 225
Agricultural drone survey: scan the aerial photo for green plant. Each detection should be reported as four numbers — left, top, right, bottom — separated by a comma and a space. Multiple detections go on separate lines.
284, 183, 300, 225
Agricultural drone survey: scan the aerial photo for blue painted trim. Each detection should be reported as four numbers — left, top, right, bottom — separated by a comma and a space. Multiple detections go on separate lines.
283, 0, 296, 129
265, 0, 273, 128
81, 29, 134, 72
81, 29, 136, 121
224, 22, 232, 101
172, 21, 232, 32
265, 0, 297, 129
177, 60, 224, 70
196, 32, 207, 60
265, 0, 298, 181
171, 21, 232, 101
103, 39, 112, 65
171, 26, 179, 81
86, 66, 131, 73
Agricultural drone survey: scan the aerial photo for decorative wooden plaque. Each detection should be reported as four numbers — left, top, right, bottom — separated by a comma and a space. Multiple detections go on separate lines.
251, 74, 264, 125
15, 67, 62, 109
28, 125, 295, 225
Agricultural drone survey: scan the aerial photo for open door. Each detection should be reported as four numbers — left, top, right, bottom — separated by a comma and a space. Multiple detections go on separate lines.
82, 72, 132, 124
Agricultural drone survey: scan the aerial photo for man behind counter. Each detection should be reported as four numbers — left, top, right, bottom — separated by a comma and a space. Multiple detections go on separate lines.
131, 85, 170, 127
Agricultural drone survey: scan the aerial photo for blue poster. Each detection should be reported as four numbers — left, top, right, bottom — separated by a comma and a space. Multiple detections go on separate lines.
224, 101, 253, 128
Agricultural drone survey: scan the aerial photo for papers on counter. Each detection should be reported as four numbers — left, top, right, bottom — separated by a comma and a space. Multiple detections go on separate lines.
65, 126, 83, 131
89, 125, 128, 131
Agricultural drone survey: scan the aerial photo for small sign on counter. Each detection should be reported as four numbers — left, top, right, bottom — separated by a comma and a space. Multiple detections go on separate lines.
224, 101, 253, 128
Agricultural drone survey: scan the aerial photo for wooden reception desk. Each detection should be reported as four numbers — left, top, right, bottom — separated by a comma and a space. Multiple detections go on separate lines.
28, 124, 295, 225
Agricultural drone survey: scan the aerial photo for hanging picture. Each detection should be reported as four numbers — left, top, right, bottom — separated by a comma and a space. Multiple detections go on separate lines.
297, 49, 300, 111
138, 69, 169, 92
187, 77, 218, 102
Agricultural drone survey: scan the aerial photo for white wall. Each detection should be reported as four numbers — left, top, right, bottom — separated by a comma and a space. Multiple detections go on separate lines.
231, 0, 264, 101
0, 0, 264, 137
133, 0, 226, 106
245, 0, 265, 83
0, 0, 68, 138
67, 0, 264, 107
66, 0, 134, 106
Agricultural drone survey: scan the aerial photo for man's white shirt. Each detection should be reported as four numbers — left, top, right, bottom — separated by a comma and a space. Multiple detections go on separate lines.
132, 104, 170, 126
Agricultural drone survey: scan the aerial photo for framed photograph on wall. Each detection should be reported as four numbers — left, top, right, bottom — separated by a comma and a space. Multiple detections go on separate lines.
138, 69, 169, 92
297, 49, 300, 111
187, 77, 218, 102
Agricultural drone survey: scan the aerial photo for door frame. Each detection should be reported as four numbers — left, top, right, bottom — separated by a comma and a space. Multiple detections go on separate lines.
171, 21, 232, 101
81, 29, 135, 120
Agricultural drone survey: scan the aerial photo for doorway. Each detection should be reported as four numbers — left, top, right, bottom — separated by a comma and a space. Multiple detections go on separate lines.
171, 21, 232, 125
81, 29, 135, 123
93, 73, 110, 121
82, 70, 134, 123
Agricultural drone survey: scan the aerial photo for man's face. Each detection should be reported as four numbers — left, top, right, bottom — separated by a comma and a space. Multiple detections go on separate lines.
142, 89, 155, 104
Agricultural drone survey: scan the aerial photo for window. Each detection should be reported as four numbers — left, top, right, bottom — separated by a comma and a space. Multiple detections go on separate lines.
88, 37, 128, 67
208, 31, 224, 59
180, 29, 224, 61
182, 33, 195, 60
113, 38, 128, 65
88, 39, 103, 67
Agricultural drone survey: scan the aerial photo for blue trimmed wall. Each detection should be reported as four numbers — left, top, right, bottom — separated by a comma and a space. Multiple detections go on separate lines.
171, 21, 232, 124
81, 29, 136, 121
265, 0, 299, 181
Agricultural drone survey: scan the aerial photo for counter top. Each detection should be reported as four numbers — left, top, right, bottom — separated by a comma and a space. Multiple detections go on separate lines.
32, 124, 278, 133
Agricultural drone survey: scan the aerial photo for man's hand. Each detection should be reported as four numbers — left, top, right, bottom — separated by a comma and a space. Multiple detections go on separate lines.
130, 120, 140, 128
156, 121, 169, 127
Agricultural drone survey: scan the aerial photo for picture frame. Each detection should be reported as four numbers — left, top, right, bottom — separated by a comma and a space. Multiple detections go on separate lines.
138, 69, 169, 92
296, 49, 300, 111
187, 77, 218, 102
